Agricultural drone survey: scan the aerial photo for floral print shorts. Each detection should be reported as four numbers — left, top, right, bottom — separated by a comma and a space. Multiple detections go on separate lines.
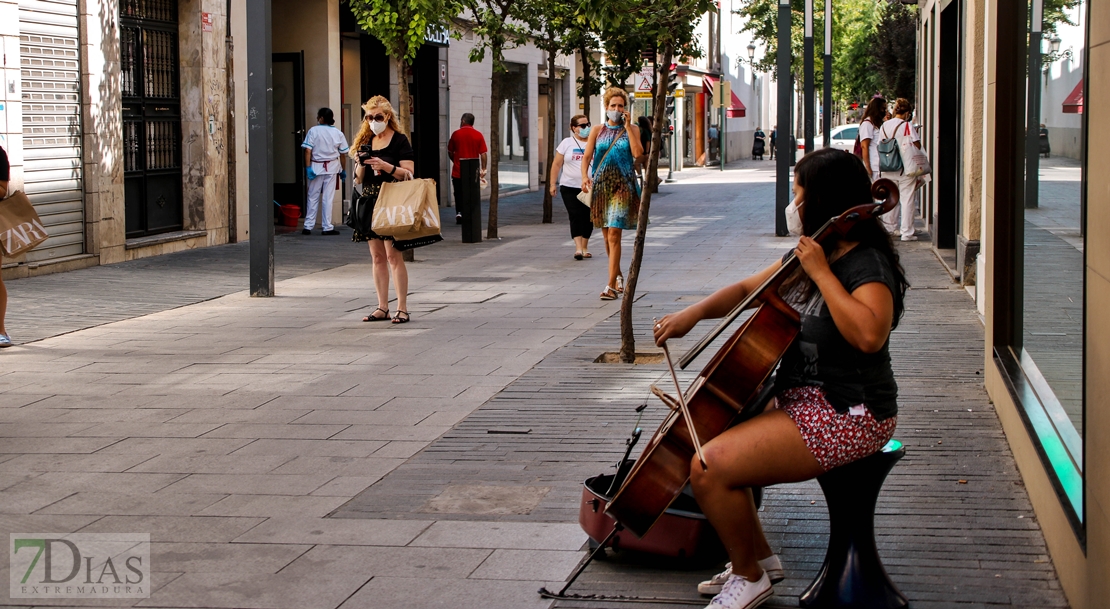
778, 386, 897, 472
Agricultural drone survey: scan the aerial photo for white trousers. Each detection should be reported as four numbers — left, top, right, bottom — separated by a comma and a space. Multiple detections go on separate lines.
305, 172, 338, 231
879, 174, 919, 237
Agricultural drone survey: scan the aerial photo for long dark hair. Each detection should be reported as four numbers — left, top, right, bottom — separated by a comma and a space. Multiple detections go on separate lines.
860, 97, 887, 128
784, 148, 909, 327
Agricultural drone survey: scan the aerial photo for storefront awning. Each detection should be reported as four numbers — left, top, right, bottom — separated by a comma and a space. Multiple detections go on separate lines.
1063, 79, 1084, 114
703, 76, 746, 118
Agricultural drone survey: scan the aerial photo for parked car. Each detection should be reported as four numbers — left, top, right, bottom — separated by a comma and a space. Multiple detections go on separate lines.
813, 124, 860, 153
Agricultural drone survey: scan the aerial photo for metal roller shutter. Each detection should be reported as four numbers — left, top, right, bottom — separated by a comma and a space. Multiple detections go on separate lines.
19, 0, 85, 262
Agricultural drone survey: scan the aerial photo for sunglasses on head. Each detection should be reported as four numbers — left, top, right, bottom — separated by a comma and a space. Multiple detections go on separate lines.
367, 114, 387, 122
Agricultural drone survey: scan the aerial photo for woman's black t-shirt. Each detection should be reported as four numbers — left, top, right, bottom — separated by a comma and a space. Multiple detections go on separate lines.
0, 146, 10, 182
360, 132, 414, 187
772, 245, 901, 420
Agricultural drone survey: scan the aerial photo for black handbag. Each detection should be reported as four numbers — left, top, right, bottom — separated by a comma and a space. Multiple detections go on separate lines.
345, 187, 377, 235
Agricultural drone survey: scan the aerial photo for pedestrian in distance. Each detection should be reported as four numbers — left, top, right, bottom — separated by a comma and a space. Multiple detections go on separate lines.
581, 87, 643, 301
856, 96, 888, 181
653, 148, 908, 609
0, 143, 10, 348
447, 113, 488, 225
633, 115, 654, 177
880, 98, 924, 240
769, 126, 777, 160
350, 96, 416, 324
752, 127, 766, 160
548, 114, 594, 260
301, 107, 349, 235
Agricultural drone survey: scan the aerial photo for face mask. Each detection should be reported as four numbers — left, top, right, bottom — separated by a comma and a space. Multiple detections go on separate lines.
369, 120, 387, 135
606, 110, 623, 123
786, 197, 804, 237
578, 127, 590, 139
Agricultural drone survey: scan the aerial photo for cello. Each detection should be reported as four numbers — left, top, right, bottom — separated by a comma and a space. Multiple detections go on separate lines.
604, 179, 900, 539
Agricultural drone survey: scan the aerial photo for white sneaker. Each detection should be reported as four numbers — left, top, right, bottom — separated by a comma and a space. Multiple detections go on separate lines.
900, 234, 918, 241
698, 556, 784, 595
704, 572, 773, 609
0, 334, 11, 348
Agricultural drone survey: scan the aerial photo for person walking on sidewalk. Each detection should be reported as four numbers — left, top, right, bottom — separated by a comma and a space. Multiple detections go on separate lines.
581, 87, 643, 301
653, 148, 908, 609
768, 126, 777, 160
880, 98, 923, 240
447, 113, 488, 224
0, 143, 11, 347
301, 108, 349, 235
548, 114, 594, 260
350, 96, 415, 324
857, 97, 887, 181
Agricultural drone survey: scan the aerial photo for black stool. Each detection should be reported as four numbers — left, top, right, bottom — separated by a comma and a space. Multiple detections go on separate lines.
800, 442, 909, 609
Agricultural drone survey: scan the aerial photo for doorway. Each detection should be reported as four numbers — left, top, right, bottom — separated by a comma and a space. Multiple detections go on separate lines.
272, 52, 305, 210
121, 0, 183, 238
410, 44, 441, 185
934, 0, 961, 251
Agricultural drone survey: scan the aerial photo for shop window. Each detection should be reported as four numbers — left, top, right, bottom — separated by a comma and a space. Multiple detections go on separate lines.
497, 62, 529, 192
996, 0, 1088, 534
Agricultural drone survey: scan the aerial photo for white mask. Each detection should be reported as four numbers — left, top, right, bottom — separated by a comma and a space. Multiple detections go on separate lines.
369, 120, 387, 135
606, 110, 623, 123
785, 197, 804, 237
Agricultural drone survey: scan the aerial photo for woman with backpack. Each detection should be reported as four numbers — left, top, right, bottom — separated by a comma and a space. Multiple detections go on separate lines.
880, 98, 923, 240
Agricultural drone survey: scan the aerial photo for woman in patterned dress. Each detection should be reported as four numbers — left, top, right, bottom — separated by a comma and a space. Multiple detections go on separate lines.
581, 87, 643, 300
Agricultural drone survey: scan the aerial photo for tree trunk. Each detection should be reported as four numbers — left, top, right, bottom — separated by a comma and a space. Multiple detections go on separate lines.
395, 54, 415, 262
579, 43, 591, 121
618, 46, 673, 364
395, 55, 411, 136
487, 66, 501, 239
541, 42, 557, 224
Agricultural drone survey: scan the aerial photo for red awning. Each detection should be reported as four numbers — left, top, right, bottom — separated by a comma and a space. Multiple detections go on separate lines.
703, 76, 747, 118
1063, 79, 1084, 114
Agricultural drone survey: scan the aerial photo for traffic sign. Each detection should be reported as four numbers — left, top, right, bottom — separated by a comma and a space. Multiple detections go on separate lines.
634, 92, 653, 99
674, 88, 685, 98
636, 73, 653, 93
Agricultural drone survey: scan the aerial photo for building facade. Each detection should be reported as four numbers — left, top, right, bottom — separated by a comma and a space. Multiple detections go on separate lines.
917, 0, 1106, 606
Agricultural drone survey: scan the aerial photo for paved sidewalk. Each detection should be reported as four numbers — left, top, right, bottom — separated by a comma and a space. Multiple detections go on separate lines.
0, 160, 1067, 609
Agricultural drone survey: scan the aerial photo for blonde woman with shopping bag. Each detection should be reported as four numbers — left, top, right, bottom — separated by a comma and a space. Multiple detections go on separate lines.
350, 96, 416, 324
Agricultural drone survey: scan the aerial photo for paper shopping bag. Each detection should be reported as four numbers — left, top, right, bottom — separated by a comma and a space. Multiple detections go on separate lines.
0, 191, 49, 257
372, 178, 442, 240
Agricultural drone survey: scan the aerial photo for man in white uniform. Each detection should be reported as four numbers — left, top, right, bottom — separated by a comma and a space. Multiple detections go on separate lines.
301, 107, 349, 235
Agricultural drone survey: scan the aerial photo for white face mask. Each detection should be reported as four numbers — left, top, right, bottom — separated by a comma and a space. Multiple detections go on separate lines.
369, 120, 387, 135
786, 197, 804, 237
606, 110, 623, 123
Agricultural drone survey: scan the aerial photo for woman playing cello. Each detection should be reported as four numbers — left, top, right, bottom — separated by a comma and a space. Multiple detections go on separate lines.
652, 149, 909, 609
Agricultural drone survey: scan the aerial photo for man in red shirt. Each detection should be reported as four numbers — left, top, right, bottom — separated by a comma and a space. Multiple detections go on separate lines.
447, 113, 488, 223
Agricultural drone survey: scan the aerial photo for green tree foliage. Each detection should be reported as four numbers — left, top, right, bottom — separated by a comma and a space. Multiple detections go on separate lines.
348, 0, 461, 135
872, 0, 916, 101
459, 0, 531, 239
1041, 0, 1082, 65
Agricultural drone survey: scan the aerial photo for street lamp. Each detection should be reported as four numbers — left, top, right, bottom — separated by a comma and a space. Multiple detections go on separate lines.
1049, 35, 1061, 54
747, 42, 756, 63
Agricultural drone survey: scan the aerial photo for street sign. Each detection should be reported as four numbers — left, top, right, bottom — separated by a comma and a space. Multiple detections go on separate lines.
634, 92, 652, 99
674, 88, 685, 98
636, 72, 653, 93
718, 80, 731, 108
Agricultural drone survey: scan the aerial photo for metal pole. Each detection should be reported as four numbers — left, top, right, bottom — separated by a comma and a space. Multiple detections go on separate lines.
776, 0, 791, 236
804, 0, 814, 154
823, 0, 832, 147
247, 0, 274, 296
719, 80, 727, 171
1025, 0, 1043, 209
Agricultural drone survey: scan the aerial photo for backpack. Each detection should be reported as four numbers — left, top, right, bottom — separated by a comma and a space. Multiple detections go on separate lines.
876, 119, 904, 173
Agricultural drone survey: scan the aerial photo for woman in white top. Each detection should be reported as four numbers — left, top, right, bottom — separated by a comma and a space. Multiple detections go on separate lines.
548, 114, 594, 260
857, 97, 887, 182
880, 98, 923, 240
301, 107, 350, 235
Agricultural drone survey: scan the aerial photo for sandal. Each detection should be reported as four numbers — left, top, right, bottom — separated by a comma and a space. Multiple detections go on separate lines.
616, 274, 625, 293
574, 251, 584, 261
600, 286, 619, 301
391, 310, 410, 324
583, 252, 592, 258
362, 307, 389, 322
